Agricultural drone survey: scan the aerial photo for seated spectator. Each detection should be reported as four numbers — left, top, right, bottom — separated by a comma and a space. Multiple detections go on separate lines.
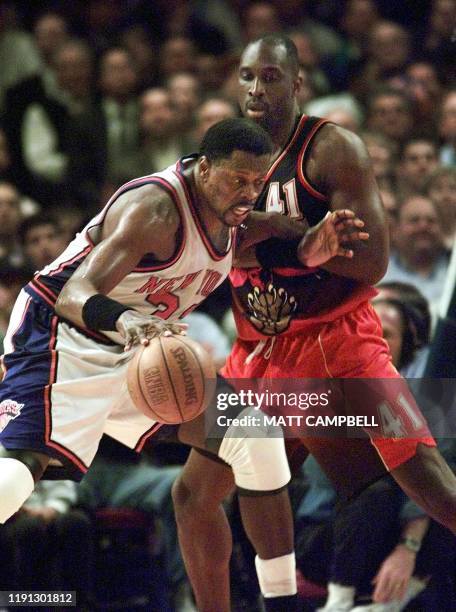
396, 136, 439, 198
0, 266, 31, 350
425, 166, 456, 249
166, 72, 202, 138
77, 435, 194, 611
361, 131, 397, 190
382, 194, 449, 310
192, 96, 238, 147
295, 276, 454, 610
305, 93, 364, 132
17, 214, 68, 272
438, 90, 456, 167
0, 181, 25, 269
366, 88, 415, 145
0, 480, 94, 608
131, 87, 193, 176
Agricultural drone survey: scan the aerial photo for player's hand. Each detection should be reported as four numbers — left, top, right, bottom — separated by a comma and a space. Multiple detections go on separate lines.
116, 311, 188, 351
297, 209, 369, 268
371, 545, 416, 603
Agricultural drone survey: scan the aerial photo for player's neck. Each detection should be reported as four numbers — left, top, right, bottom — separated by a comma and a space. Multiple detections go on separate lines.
270, 113, 300, 158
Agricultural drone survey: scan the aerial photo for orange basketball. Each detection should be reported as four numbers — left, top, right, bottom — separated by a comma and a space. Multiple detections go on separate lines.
126, 335, 217, 424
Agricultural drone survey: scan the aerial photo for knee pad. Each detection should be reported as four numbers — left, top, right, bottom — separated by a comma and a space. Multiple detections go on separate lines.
217, 408, 291, 492
0, 458, 34, 523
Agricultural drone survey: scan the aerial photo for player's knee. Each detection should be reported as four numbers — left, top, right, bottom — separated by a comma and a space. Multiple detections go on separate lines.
172, 475, 205, 523
0, 448, 49, 482
218, 421, 291, 492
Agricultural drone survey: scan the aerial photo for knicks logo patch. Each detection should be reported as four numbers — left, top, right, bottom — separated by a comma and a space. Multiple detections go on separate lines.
0, 399, 24, 432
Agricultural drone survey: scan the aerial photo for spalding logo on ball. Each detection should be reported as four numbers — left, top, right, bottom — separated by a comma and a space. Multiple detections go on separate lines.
127, 335, 216, 424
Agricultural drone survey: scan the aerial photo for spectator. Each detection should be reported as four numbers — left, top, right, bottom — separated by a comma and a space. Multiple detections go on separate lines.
306, 93, 363, 132
0, 266, 31, 349
120, 24, 159, 90
382, 194, 449, 309
379, 189, 399, 246
0, 3, 41, 111
425, 166, 456, 249
0, 127, 40, 217
192, 96, 238, 147
17, 215, 68, 272
159, 36, 198, 79
132, 87, 192, 176
77, 435, 193, 611
240, 1, 282, 45
396, 137, 439, 197
438, 89, 456, 166
166, 72, 202, 137
366, 88, 415, 145
0, 182, 25, 269
0, 480, 94, 608
361, 131, 397, 190
351, 21, 412, 101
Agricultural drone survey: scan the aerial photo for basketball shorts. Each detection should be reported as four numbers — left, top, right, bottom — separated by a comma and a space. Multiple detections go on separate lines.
0, 291, 163, 480
222, 301, 436, 498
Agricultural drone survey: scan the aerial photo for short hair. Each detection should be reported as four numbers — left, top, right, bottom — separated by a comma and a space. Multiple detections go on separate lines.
199, 118, 273, 162
376, 281, 431, 348
250, 34, 300, 77
18, 214, 59, 246
367, 86, 413, 114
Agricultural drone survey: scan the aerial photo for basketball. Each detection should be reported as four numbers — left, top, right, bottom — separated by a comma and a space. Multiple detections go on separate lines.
126, 335, 217, 424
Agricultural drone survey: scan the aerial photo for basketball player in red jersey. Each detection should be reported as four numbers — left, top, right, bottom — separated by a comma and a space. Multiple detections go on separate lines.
173, 35, 456, 612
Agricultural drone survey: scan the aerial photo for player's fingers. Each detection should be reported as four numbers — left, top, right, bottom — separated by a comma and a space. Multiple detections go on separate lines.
337, 247, 354, 258
332, 209, 356, 221
339, 231, 369, 242
334, 217, 365, 231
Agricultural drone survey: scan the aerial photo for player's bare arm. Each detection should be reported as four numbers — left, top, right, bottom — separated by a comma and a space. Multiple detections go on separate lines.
306, 124, 389, 284
55, 185, 186, 344
233, 211, 309, 266
234, 208, 369, 268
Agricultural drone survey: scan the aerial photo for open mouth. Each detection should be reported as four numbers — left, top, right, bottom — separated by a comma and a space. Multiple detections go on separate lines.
231, 205, 253, 217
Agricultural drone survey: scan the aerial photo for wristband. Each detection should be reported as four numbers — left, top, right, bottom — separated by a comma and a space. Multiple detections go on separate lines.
82, 294, 130, 332
399, 537, 421, 553
255, 238, 302, 269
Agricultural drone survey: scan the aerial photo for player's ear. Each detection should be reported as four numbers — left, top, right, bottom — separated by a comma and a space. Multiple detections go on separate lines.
293, 73, 302, 96
199, 156, 211, 179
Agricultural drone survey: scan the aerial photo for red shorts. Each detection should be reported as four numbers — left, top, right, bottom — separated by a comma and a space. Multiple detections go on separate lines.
222, 301, 435, 497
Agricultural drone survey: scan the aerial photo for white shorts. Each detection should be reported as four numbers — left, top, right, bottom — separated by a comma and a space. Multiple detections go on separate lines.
0, 291, 162, 479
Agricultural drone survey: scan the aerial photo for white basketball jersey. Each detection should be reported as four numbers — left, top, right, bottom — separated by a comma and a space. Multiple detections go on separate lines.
26, 158, 235, 345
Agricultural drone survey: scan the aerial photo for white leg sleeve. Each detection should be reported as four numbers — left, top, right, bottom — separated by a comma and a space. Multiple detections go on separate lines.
255, 553, 297, 597
0, 458, 35, 523
217, 408, 291, 491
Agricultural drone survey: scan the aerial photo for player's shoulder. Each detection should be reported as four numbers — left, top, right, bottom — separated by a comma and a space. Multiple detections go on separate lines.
310, 122, 369, 169
102, 180, 181, 242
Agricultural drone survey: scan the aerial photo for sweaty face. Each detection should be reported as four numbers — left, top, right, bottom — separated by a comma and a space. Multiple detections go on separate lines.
202, 150, 271, 226
238, 41, 298, 131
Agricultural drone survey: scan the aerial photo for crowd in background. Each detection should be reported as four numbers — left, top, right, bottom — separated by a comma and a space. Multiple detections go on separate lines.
0, 0, 455, 610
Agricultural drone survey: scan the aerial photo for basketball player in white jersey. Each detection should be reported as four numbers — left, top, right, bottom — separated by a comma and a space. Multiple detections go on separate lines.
0, 118, 368, 611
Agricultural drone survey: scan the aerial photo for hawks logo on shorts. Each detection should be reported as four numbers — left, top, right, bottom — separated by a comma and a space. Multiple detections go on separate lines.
247, 283, 297, 335
0, 399, 24, 432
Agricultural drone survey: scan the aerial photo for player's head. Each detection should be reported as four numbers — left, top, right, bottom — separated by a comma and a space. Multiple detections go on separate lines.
198, 117, 273, 226
238, 35, 301, 132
